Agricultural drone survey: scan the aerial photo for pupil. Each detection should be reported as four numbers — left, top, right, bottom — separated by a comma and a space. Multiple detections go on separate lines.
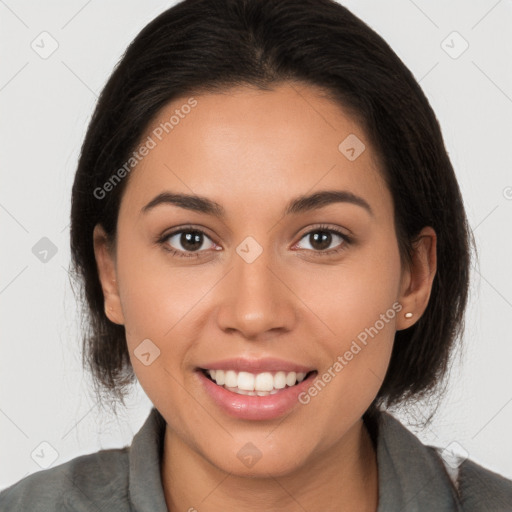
181, 231, 202, 251
311, 231, 331, 250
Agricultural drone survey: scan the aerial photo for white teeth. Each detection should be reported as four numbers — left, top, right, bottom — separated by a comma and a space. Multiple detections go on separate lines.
273, 371, 287, 389
237, 371, 255, 391
214, 369, 225, 385
224, 370, 238, 388
205, 368, 310, 394
254, 372, 274, 391
285, 371, 297, 387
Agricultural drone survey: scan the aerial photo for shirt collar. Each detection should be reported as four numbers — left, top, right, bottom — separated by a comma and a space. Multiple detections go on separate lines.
129, 407, 168, 512
373, 410, 462, 511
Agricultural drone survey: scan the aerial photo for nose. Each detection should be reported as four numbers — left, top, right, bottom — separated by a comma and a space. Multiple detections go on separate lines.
215, 244, 297, 340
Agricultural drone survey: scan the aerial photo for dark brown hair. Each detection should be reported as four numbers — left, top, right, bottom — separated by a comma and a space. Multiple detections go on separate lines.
69, 0, 473, 416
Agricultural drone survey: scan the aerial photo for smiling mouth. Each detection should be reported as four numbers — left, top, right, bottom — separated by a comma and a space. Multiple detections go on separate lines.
199, 368, 317, 396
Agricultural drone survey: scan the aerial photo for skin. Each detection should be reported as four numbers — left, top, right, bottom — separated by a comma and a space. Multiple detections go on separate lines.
94, 82, 436, 512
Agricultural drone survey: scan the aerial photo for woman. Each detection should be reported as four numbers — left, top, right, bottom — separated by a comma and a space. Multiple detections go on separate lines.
1, 0, 511, 510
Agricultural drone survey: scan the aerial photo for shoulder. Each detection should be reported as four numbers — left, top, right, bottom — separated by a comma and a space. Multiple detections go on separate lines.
427, 446, 512, 512
373, 410, 512, 511
0, 446, 131, 512
430, 437, 512, 510
455, 456, 512, 511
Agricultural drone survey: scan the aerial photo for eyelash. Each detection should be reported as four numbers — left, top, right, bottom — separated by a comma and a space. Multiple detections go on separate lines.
156, 224, 352, 259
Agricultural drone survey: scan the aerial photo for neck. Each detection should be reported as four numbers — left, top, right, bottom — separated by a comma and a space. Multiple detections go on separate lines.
161, 417, 379, 512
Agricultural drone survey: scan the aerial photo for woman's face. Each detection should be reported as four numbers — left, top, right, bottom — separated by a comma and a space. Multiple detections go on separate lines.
95, 82, 430, 477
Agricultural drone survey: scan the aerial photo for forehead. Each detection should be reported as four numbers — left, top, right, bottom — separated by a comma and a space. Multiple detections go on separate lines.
120, 83, 391, 220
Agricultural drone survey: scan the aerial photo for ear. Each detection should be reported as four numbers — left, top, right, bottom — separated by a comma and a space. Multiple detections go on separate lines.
396, 226, 437, 331
93, 223, 125, 325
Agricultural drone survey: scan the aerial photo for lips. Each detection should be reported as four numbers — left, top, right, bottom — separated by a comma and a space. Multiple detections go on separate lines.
194, 357, 318, 419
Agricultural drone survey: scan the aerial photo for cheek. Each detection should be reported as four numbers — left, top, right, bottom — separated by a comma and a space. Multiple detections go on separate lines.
114, 233, 221, 398
295, 233, 402, 342
292, 236, 401, 411
115, 229, 203, 341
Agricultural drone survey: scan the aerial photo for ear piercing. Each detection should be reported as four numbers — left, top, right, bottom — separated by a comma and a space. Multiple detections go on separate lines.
404, 312, 413, 319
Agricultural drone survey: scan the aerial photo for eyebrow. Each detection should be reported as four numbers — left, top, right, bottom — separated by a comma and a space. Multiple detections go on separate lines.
140, 189, 373, 218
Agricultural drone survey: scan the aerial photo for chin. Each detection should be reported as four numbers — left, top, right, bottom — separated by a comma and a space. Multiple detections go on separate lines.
201, 438, 313, 479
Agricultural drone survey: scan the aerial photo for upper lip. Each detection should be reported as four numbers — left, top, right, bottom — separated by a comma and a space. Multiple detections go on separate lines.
198, 357, 315, 374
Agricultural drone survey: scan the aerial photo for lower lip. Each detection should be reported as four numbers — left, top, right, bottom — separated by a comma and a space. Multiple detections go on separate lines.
196, 369, 317, 421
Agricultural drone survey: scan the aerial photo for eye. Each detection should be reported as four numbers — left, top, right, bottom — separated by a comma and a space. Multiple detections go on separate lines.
294, 225, 351, 255
158, 227, 218, 258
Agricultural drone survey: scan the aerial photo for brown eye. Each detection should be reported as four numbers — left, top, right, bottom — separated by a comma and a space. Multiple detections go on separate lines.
179, 231, 203, 251
295, 227, 350, 254
162, 229, 216, 254
308, 230, 333, 251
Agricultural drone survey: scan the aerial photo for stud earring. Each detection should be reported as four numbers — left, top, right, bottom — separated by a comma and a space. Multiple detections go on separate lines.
404, 312, 413, 319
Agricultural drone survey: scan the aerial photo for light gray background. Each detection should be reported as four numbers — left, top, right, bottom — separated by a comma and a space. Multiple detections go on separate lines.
1, 0, 511, 490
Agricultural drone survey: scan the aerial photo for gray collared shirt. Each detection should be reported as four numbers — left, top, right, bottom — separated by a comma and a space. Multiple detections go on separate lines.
1, 407, 511, 511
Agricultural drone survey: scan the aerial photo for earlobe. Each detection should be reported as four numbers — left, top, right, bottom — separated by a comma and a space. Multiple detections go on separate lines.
93, 224, 125, 325
396, 226, 437, 331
